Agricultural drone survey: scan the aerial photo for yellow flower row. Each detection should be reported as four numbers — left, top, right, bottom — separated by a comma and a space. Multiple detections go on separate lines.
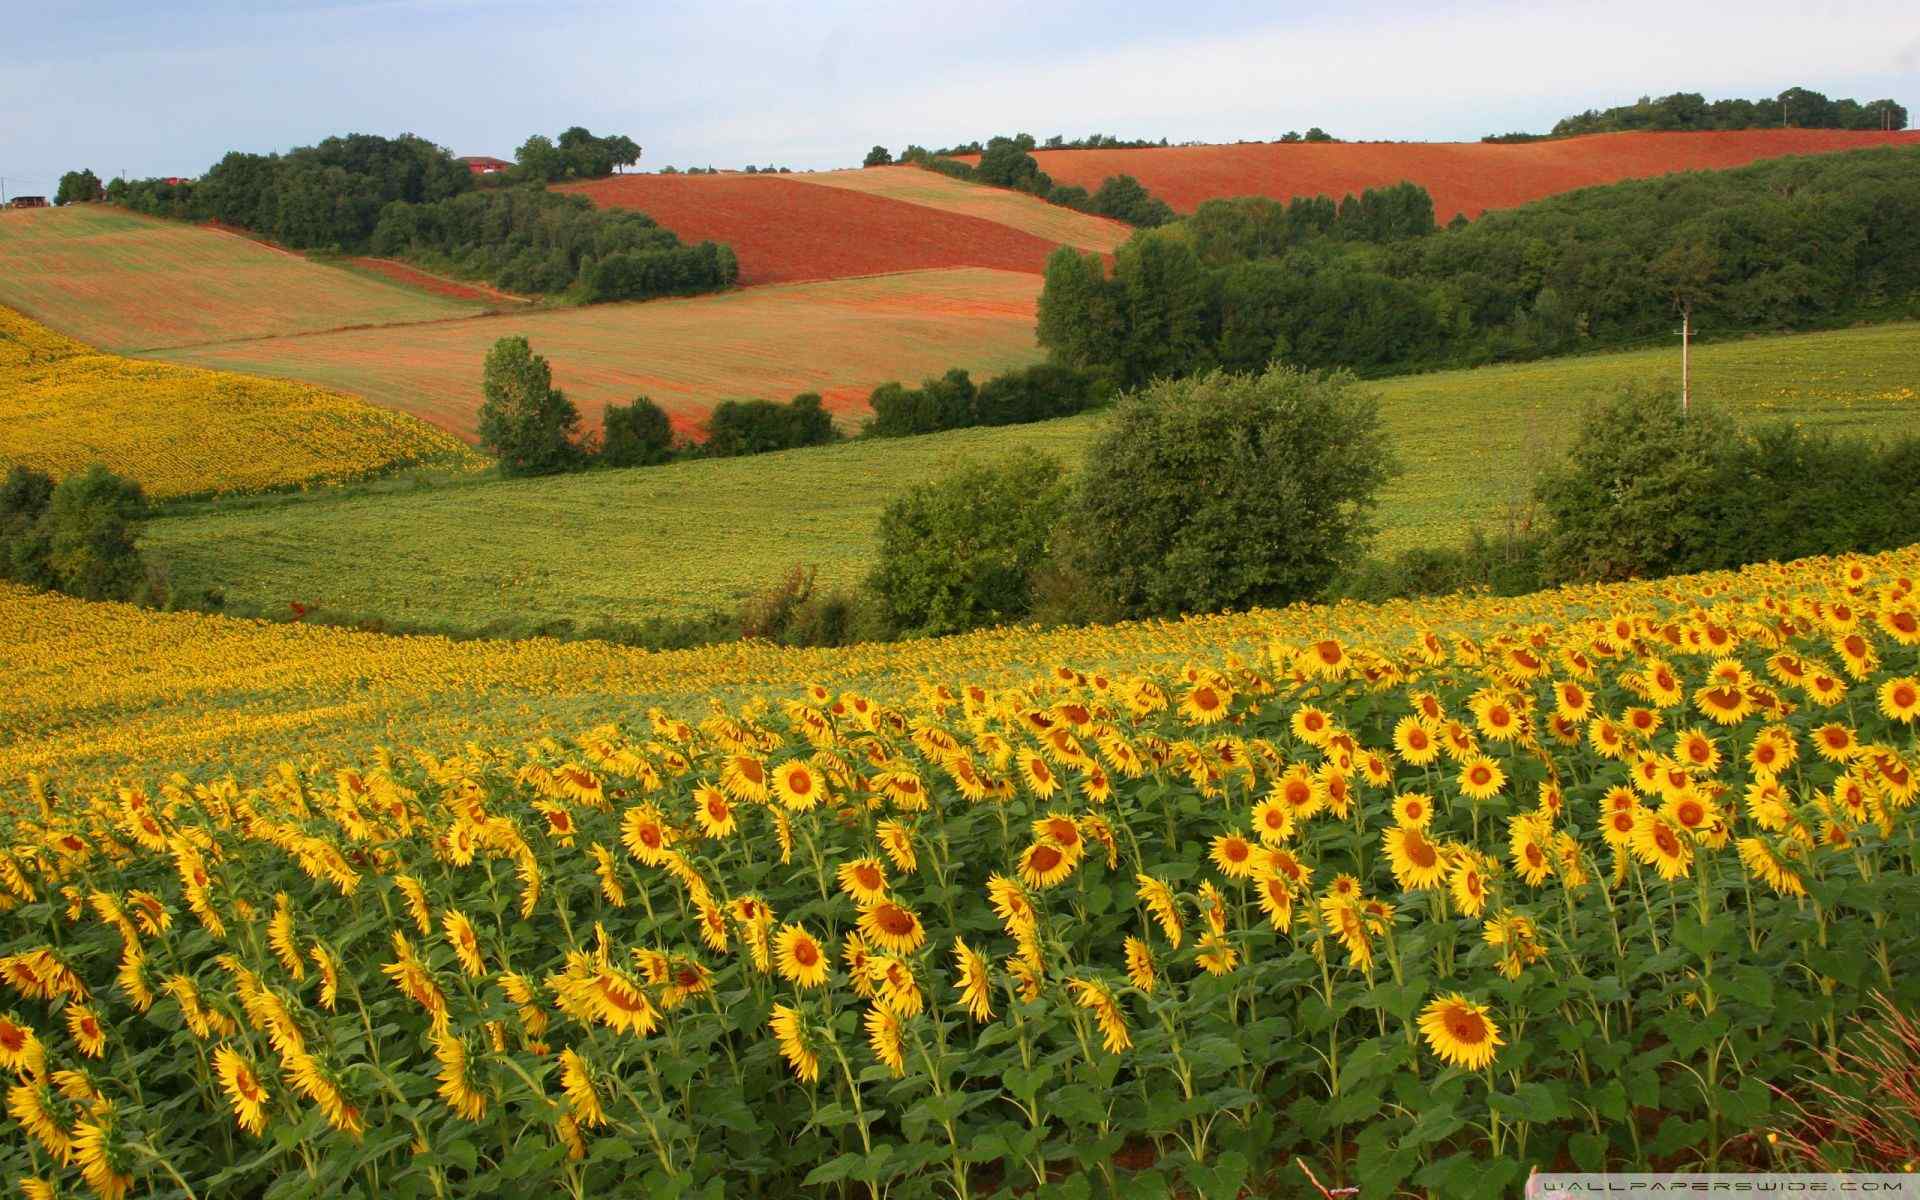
0, 305, 484, 499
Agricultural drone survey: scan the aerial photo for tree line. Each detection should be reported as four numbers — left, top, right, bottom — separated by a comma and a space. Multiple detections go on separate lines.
1036, 146, 1920, 387
94, 130, 735, 302
864, 133, 1178, 227
1484, 86, 1908, 142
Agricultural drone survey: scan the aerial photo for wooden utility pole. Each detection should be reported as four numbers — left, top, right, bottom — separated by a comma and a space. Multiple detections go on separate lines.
1680, 307, 1691, 415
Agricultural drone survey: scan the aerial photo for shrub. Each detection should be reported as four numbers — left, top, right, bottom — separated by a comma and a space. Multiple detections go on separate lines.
0, 465, 56, 589
1696, 424, 1920, 570
1069, 365, 1397, 617
598, 396, 675, 467
864, 369, 976, 437
867, 452, 1071, 636
42, 465, 150, 602
862, 145, 893, 168
972, 363, 1106, 426
703, 393, 838, 458
476, 337, 584, 477
1535, 385, 1735, 582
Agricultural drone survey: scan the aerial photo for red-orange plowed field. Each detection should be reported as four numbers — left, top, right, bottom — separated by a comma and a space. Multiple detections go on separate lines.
556, 173, 1075, 286
968, 129, 1918, 220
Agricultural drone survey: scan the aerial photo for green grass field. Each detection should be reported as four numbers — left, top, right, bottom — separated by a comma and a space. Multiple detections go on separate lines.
143, 323, 1920, 631
0, 205, 480, 351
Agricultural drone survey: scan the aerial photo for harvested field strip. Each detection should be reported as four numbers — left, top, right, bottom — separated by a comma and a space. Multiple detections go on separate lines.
142, 322, 1920, 627
344, 258, 527, 304
0, 205, 481, 351
153, 268, 1047, 440
794, 165, 1131, 253
556, 173, 1080, 285
960, 128, 1919, 219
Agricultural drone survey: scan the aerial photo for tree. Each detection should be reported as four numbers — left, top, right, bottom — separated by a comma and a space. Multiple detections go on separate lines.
55, 169, 103, 205
867, 452, 1070, 635
1069, 365, 1397, 617
1303, 127, 1334, 142
599, 397, 675, 467
1089, 174, 1174, 227
43, 465, 149, 601
477, 337, 583, 475
0, 466, 56, 589
1533, 383, 1734, 582
1036, 248, 1126, 372
862, 146, 893, 168
1652, 237, 1720, 320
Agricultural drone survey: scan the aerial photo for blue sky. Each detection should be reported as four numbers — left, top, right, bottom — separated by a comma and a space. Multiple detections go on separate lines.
2, 0, 1915, 193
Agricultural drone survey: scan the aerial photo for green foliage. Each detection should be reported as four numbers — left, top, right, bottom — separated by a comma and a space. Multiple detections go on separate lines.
904, 133, 1176, 227
862, 145, 893, 168
865, 365, 1107, 437
477, 337, 585, 477
703, 394, 839, 458
1070, 365, 1397, 617
868, 452, 1070, 635
2, 464, 153, 601
55, 169, 102, 205
1538, 385, 1920, 583
0, 465, 56, 589
1538, 86, 1907, 139
1089, 174, 1175, 227
1040, 147, 1920, 383
597, 397, 676, 468
514, 126, 642, 182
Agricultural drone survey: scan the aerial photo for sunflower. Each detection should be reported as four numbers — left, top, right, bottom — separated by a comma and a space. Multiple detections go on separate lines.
1384, 826, 1448, 891
772, 761, 825, 811
584, 966, 661, 1036
267, 897, 303, 980
1674, 727, 1720, 773
985, 874, 1036, 936
868, 955, 924, 1016
1693, 681, 1755, 726
1271, 765, 1324, 820
691, 785, 737, 839
1392, 792, 1434, 829
442, 910, 486, 978
1069, 978, 1131, 1053
72, 1104, 133, 1200
392, 875, 433, 936
1135, 875, 1183, 948
558, 1047, 606, 1128
951, 938, 994, 1020
1318, 896, 1372, 971
1457, 756, 1505, 801
1392, 716, 1441, 766
876, 820, 918, 872
1179, 682, 1231, 726
1632, 813, 1693, 881
66, 1003, 106, 1058
1448, 856, 1489, 918
1470, 693, 1524, 743
213, 1045, 270, 1135
720, 754, 770, 803
773, 924, 831, 989
1250, 797, 1295, 845
1195, 931, 1240, 976
1122, 936, 1156, 994
1018, 840, 1076, 889
851, 1004, 907, 1079
1508, 822, 1554, 887
0, 1015, 38, 1074
1878, 677, 1920, 724
432, 1033, 487, 1121
1737, 837, 1807, 898
1017, 750, 1061, 800
1209, 833, 1258, 880
769, 1004, 819, 1084
858, 900, 926, 955
836, 857, 890, 905
1320, 768, 1355, 820
1254, 873, 1295, 931
1418, 993, 1503, 1071
1553, 680, 1593, 723
1300, 638, 1349, 681
619, 803, 675, 866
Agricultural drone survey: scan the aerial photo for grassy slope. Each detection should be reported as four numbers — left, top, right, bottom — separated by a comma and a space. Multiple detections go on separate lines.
143, 323, 1920, 630
151, 268, 1047, 440
0, 205, 480, 351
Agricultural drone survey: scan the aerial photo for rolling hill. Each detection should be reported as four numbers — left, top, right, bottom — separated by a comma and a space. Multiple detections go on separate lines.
556, 171, 1117, 285
152, 268, 1047, 439
0, 205, 485, 351
141, 322, 1920, 631
963, 128, 1919, 218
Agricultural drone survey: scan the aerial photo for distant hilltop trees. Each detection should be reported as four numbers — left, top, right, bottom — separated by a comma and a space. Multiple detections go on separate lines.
1485, 86, 1908, 142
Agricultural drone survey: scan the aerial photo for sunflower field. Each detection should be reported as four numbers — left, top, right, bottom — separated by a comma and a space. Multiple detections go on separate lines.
0, 305, 484, 500
2, 550, 1918, 1198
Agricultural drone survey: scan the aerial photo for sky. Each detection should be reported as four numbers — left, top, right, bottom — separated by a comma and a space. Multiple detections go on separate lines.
2, 0, 1916, 194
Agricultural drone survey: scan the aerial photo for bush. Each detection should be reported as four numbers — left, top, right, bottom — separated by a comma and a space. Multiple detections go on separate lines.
598, 397, 675, 467
22, 465, 150, 602
867, 452, 1071, 636
703, 393, 838, 458
1696, 424, 1920, 570
866, 364, 1107, 437
1534, 385, 1734, 582
476, 337, 585, 477
862, 145, 893, 168
0, 465, 57, 589
1069, 365, 1397, 617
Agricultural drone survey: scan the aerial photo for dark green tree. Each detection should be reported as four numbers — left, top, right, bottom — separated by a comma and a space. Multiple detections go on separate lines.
43, 465, 150, 601
867, 452, 1070, 635
1069, 365, 1397, 617
598, 397, 676, 467
1036, 248, 1126, 371
862, 146, 893, 167
477, 337, 583, 476
55, 169, 103, 205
